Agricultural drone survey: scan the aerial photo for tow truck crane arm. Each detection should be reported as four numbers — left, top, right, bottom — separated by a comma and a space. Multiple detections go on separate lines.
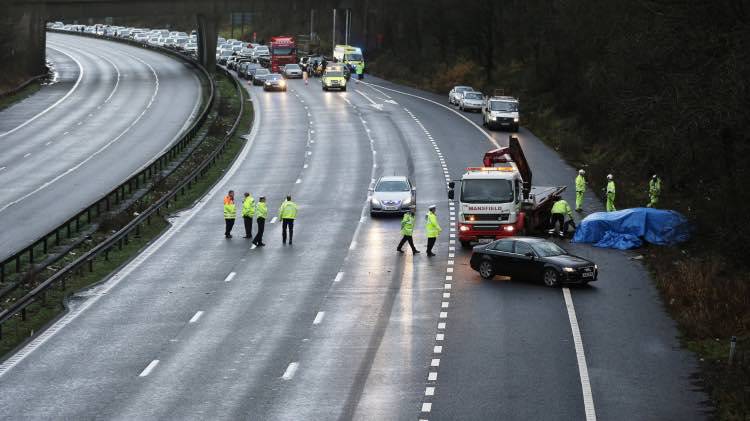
483, 135, 533, 199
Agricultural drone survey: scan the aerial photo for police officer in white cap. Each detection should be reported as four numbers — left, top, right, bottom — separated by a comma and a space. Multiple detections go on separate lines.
425, 204, 442, 257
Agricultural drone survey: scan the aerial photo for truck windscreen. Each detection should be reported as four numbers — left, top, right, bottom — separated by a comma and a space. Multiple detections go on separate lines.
461, 179, 514, 203
273, 47, 294, 55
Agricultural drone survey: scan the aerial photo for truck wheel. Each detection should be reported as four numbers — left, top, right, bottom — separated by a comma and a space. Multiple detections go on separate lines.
478, 260, 495, 280
543, 268, 560, 287
460, 240, 472, 249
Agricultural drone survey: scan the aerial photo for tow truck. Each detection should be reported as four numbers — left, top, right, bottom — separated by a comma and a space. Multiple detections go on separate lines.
448, 135, 566, 248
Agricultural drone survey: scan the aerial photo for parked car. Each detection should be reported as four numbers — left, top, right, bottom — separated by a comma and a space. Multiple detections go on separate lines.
469, 237, 598, 287
449, 85, 474, 105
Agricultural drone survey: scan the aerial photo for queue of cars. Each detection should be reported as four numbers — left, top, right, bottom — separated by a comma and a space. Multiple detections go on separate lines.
449, 86, 521, 132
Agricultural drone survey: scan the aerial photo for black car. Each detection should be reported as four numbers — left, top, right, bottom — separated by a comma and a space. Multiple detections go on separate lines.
252, 69, 271, 86
263, 74, 287, 91
469, 237, 598, 287
242, 63, 262, 81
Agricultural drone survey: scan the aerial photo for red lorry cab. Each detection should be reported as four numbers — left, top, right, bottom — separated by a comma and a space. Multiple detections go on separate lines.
269, 36, 296, 73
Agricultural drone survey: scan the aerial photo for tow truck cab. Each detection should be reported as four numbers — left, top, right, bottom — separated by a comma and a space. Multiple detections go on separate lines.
448, 135, 565, 248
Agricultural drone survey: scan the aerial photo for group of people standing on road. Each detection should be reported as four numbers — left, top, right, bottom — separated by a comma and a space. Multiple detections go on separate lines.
549, 170, 664, 237
222, 190, 298, 247
396, 205, 442, 257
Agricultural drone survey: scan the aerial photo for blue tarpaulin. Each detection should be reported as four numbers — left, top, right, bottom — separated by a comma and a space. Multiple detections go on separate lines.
572, 208, 690, 250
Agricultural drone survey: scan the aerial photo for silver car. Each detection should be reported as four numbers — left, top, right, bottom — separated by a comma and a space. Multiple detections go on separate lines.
459, 91, 484, 112
449, 85, 474, 105
369, 176, 416, 216
283, 64, 303, 78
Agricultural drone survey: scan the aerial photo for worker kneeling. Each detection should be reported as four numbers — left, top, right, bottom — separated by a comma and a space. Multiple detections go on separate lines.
549, 196, 577, 238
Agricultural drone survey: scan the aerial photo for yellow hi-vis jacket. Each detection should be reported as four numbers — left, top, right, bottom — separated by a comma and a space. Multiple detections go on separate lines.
575, 175, 586, 192
426, 212, 442, 238
551, 199, 573, 218
223, 196, 236, 219
279, 200, 298, 219
400, 213, 415, 236
256, 202, 268, 219
242, 195, 255, 217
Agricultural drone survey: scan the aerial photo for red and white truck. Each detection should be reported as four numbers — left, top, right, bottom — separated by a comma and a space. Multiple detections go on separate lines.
448, 135, 566, 248
268, 36, 296, 73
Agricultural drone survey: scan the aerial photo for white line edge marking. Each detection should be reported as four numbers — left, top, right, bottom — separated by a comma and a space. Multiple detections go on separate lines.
0, 82, 262, 378
313, 311, 325, 325
224, 272, 236, 282
563, 287, 597, 421
139, 359, 159, 377
362, 81, 500, 148
282, 362, 299, 380
0, 45, 84, 138
189, 311, 204, 323
333, 271, 344, 283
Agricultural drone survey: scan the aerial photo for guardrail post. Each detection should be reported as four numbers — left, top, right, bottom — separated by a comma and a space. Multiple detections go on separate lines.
29, 247, 33, 264
136, 224, 140, 237
67, 222, 71, 238
87, 208, 92, 223
16, 255, 21, 272
75, 215, 80, 232
88, 260, 93, 272
106, 196, 111, 211
1, 264, 4, 283
43, 237, 47, 254
21, 307, 26, 321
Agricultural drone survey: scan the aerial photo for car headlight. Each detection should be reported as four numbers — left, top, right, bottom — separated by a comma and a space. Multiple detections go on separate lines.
370, 197, 380, 206
459, 224, 470, 232
402, 197, 412, 205
514, 117, 520, 123
594, 264, 598, 270
503, 225, 515, 232
562, 267, 576, 273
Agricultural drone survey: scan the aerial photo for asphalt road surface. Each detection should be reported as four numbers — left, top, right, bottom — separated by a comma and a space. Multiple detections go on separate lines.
0, 32, 202, 262
0, 71, 708, 420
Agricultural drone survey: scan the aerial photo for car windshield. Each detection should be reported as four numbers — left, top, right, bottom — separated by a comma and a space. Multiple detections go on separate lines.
221, 51, 233, 56
490, 101, 518, 112
286, 64, 300, 70
531, 241, 567, 257
465, 92, 483, 100
273, 47, 294, 55
325, 71, 343, 77
457, 86, 473, 92
461, 179, 514, 203
376, 180, 410, 192
255, 69, 269, 75
345, 53, 363, 61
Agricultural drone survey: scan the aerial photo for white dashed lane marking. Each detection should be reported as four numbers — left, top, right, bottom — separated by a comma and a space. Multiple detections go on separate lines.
139, 360, 159, 377
189, 311, 204, 323
282, 362, 299, 380
313, 311, 325, 325
223, 272, 236, 283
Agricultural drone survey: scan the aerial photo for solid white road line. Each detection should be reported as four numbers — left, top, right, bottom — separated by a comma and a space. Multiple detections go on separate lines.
270, 216, 278, 224
313, 311, 325, 325
333, 271, 344, 283
139, 359, 159, 377
224, 272, 236, 283
189, 311, 204, 323
282, 362, 299, 380
563, 287, 597, 421
363, 81, 500, 148
0, 45, 84, 138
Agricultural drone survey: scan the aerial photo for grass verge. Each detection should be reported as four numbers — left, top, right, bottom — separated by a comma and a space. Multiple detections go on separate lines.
0, 80, 42, 112
0, 73, 253, 359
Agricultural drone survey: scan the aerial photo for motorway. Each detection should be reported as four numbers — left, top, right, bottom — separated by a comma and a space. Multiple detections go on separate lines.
0, 32, 202, 262
0, 69, 707, 420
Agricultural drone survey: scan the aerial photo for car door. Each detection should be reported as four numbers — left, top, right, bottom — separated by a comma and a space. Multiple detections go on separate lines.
512, 241, 540, 281
489, 240, 515, 276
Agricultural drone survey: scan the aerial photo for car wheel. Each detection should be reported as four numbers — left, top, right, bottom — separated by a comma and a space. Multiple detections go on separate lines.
478, 260, 495, 280
543, 268, 560, 287
370, 211, 376, 217
342, 86, 347, 91
460, 240, 472, 249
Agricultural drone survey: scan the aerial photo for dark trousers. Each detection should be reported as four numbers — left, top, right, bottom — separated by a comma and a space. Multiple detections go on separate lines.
253, 217, 265, 244
550, 214, 565, 232
398, 235, 417, 252
225, 219, 235, 236
427, 237, 437, 254
243, 216, 253, 238
282, 219, 294, 243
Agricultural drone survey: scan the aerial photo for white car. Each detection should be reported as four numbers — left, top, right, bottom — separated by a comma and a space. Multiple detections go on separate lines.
459, 91, 484, 112
449, 86, 474, 105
